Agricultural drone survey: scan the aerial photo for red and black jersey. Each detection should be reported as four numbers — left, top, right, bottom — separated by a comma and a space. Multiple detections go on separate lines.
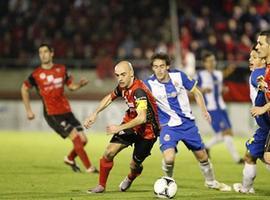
264, 64, 270, 100
24, 64, 73, 115
111, 79, 160, 139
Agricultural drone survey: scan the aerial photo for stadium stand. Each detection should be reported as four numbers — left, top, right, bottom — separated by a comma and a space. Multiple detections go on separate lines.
0, 0, 269, 100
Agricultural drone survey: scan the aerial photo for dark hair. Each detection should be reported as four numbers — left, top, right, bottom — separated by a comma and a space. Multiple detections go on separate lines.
150, 53, 171, 66
251, 44, 257, 51
39, 43, 54, 52
202, 51, 214, 62
259, 30, 270, 44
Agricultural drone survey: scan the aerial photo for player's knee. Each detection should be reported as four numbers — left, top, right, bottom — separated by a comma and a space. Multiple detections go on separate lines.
198, 150, 209, 162
222, 129, 233, 136
193, 149, 208, 162
244, 152, 256, 164
81, 135, 88, 145
163, 157, 174, 165
103, 149, 116, 160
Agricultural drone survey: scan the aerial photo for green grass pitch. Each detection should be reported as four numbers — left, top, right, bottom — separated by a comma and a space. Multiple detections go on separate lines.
0, 131, 269, 200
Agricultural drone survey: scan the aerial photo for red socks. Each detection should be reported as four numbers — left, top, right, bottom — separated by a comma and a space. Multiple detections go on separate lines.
72, 135, 91, 169
68, 141, 86, 161
99, 157, 114, 187
128, 165, 143, 181
67, 150, 77, 161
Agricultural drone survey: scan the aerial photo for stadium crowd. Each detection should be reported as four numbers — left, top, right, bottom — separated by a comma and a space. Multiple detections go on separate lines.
0, 0, 269, 67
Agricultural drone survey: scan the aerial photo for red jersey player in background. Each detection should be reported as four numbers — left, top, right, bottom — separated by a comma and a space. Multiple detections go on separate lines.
21, 43, 98, 173
84, 61, 160, 193
250, 30, 270, 165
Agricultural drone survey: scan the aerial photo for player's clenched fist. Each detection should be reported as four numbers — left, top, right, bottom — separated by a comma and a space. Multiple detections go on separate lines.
79, 78, 89, 87
27, 110, 35, 120
84, 113, 97, 129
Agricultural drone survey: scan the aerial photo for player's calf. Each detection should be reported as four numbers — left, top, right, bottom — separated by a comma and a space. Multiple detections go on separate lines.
162, 159, 174, 177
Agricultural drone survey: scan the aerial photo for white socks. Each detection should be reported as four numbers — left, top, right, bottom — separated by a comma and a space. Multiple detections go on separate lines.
162, 159, 174, 177
205, 134, 223, 149
206, 134, 241, 163
223, 135, 241, 162
199, 159, 215, 182
242, 163, 256, 192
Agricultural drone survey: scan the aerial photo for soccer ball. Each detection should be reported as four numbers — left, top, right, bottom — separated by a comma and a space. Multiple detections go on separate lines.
154, 176, 177, 199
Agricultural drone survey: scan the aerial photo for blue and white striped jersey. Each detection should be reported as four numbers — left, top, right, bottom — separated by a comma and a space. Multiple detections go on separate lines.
249, 68, 265, 105
144, 70, 196, 127
196, 70, 226, 111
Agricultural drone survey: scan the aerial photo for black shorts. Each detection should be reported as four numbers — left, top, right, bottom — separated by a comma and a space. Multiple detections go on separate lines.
110, 129, 157, 164
44, 112, 83, 139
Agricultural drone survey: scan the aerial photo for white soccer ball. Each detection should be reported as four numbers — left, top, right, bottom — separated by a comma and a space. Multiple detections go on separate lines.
154, 176, 178, 199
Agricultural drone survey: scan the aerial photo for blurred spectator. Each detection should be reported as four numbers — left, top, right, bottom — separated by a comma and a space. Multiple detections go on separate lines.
119, 34, 136, 58
181, 47, 196, 78
95, 50, 114, 84
0, 0, 269, 70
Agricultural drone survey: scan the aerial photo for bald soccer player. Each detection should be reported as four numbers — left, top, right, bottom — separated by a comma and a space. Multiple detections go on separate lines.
84, 61, 160, 193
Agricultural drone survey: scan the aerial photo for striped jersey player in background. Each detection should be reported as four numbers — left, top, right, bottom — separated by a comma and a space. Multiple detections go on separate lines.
196, 52, 243, 164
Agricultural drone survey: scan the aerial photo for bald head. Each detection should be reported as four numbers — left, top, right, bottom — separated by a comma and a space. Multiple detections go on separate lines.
115, 61, 134, 74
114, 61, 134, 88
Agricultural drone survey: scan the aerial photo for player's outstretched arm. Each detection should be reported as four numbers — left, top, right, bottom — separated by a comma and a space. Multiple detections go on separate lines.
67, 77, 89, 91
84, 94, 113, 129
106, 109, 147, 135
21, 83, 35, 120
191, 86, 211, 123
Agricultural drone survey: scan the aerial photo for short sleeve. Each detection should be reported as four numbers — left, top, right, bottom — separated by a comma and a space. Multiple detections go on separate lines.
24, 74, 36, 88
180, 71, 197, 91
64, 66, 73, 86
143, 79, 152, 91
111, 86, 122, 100
251, 69, 265, 88
134, 88, 148, 110
250, 71, 258, 88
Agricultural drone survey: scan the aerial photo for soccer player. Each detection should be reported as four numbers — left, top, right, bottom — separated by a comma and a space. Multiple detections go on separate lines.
21, 43, 98, 173
83, 61, 160, 193
144, 53, 231, 192
196, 52, 243, 164
250, 30, 270, 165
233, 46, 268, 194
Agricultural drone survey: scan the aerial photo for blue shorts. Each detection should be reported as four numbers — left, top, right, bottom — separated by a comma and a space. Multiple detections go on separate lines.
208, 109, 232, 133
246, 127, 269, 159
159, 122, 205, 152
